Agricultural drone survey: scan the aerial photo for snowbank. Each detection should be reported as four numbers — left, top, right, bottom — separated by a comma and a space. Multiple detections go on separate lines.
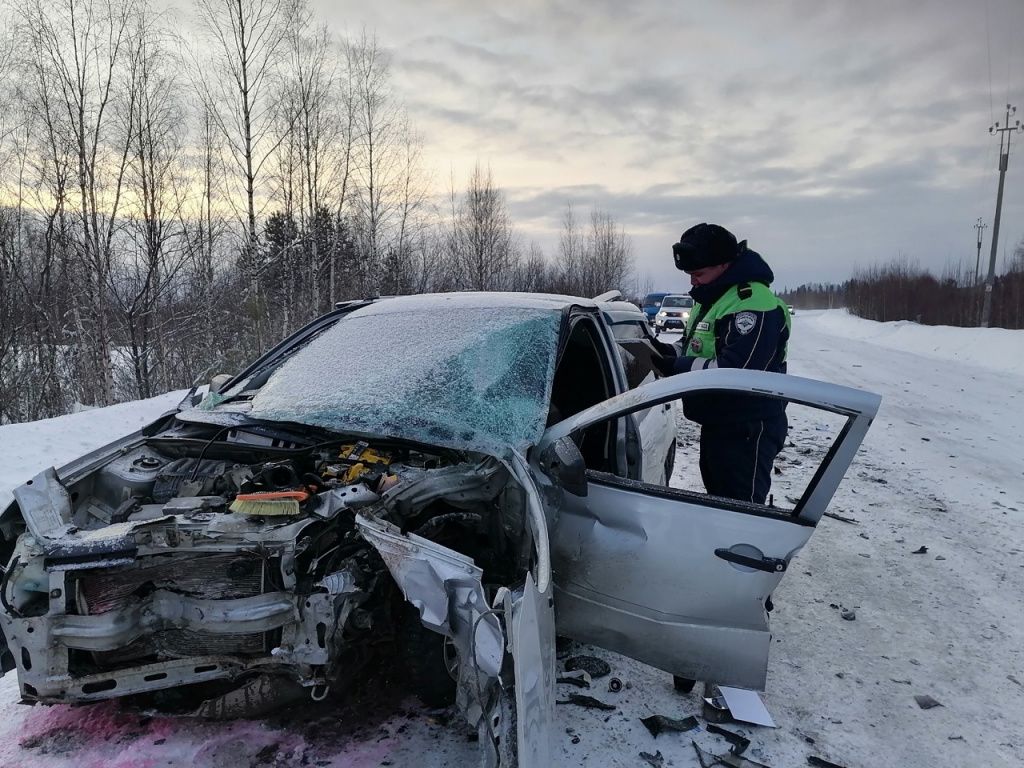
800, 309, 1024, 377
0, 390, 187, 510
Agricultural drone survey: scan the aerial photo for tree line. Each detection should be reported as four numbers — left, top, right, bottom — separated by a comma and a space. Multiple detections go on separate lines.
0, 0, 635, 424
781, 242, 1024, 329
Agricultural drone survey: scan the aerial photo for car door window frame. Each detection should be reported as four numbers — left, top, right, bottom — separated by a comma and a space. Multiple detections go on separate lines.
538, 369, 881, 524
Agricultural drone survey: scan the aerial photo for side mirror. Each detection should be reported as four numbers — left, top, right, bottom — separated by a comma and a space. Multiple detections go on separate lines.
209, 373, 234, 394
541, 436, 588, 497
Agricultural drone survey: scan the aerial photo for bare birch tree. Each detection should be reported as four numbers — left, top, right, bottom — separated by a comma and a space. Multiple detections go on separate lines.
194, 0, 293, 352
556, 203, 585, 294
111, 6, 190, 399
347, 31, 405, 296
583, 208, 634, 296
448, 163, 518, 291
18, 0, 139, 407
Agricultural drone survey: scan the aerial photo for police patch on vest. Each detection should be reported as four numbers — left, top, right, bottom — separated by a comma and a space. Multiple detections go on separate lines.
690, 337, 703, 353
696, 321, 711, 331
734, 311, 758, 335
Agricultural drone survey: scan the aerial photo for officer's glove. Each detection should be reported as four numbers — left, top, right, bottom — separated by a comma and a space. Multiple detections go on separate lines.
649, 337, 678, 358
651, 354, 678, 378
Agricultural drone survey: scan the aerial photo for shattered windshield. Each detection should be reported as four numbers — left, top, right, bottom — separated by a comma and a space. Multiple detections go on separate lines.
206, 305, 562, 454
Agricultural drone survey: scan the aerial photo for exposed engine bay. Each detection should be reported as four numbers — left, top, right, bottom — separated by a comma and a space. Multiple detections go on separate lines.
0, 428, 542, 761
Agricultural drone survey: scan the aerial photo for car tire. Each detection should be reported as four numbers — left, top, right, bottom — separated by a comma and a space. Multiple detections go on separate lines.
396, 603, 458, 708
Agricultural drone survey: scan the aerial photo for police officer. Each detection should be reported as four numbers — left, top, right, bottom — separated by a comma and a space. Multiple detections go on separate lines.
653, 223, 791, 505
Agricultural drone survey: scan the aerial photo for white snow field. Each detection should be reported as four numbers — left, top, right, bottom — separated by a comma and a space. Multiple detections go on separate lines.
0, 309, 1021, 768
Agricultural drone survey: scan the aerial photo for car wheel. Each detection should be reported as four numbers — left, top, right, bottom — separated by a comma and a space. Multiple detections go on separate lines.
397, 603, 458, 708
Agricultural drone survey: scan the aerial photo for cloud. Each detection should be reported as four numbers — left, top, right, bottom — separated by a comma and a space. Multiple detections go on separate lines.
318, 0, 1024, 284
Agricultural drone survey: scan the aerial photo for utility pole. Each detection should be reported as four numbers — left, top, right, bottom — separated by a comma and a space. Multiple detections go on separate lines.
973, 218, 987, 285
981, 103, 1022, 327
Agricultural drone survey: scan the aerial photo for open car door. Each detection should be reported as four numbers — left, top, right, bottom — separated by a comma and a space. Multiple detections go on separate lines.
534, 369, 881, 690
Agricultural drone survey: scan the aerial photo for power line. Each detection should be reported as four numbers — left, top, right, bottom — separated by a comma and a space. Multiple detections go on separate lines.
974, 217, 987, 286
980, 103, 1021, 327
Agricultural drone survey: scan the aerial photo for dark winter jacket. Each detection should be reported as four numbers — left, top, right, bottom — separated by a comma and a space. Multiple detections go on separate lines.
670, 248, 791, 425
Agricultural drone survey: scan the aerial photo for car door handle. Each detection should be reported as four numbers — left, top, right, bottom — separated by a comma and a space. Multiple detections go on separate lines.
714, 548, 788, 573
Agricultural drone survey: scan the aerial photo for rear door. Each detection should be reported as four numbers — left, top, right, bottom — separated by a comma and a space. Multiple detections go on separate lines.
534, 369, 880, 690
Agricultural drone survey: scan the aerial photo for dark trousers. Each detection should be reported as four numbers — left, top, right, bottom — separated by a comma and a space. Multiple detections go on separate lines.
699, 414, 787, 504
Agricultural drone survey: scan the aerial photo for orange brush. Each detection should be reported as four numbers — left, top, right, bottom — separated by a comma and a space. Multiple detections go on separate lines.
229, 490, 310, 516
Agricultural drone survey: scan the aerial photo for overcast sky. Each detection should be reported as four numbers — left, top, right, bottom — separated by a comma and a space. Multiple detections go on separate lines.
315, 0, 1023, 290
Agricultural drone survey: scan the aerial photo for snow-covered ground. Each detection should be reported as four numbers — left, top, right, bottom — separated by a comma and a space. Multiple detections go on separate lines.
0, 310, 1021, 767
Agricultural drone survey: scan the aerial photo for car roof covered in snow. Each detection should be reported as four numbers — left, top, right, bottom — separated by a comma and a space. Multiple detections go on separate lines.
348, 291, 602, 317
352, 291, 645, 327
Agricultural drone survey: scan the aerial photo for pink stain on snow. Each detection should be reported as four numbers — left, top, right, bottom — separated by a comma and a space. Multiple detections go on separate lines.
6, 700, 181, 766
0, 680, 436, 768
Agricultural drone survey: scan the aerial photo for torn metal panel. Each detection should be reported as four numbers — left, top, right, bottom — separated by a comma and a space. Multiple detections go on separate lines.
510, 572, 555, 768
382, 460, 506, 514
354, 512, 503, 678
12, 468, 74, 541
313, 484, 380, 518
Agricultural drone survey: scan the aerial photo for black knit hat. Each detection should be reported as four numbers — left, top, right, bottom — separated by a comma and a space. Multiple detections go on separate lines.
672, 223, 746, 271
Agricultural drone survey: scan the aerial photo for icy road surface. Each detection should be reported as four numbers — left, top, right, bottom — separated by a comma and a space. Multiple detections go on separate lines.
0, 309, 1021, 767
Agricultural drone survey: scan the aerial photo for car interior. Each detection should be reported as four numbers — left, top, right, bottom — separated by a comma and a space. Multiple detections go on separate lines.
548, 315, 619, 473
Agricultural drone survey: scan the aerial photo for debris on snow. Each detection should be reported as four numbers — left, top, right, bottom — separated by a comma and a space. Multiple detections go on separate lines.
823, 511, 859, 524
555, 693, 616, 711
607, 677, 623, 693
557, 669, 591, 688
564, 655, 611, 679
912, 546, 929, 554
706, 723, 751, 755
807, 756, 848, 768
840, 608, 857, 621
639, 749, 665, 767
692, 739, 773, 768
717, 686, 776, 728
639, 714, 699, 738
914, 695, 943, 710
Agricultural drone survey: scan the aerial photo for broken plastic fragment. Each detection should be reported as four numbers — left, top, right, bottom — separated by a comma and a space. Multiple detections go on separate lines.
914, 694, 942, 710
639, 750, 665, 767
692, 741, 773, 768
706, 723, 751, 756
555, 693, 616, 711
807, 757, 847, 768
564, 654, 611, 679
640, 714, 699, 738
557, 670, 590, 689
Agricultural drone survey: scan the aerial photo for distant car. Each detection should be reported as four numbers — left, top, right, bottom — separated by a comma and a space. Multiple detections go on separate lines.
641, 292, 670, 325
788, 304, 796, 317
0, 292, 879, 766
654, 293, 695, 332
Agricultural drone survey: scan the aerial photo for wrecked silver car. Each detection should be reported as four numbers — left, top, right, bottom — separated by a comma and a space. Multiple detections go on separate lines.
0, 292, 880, 766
